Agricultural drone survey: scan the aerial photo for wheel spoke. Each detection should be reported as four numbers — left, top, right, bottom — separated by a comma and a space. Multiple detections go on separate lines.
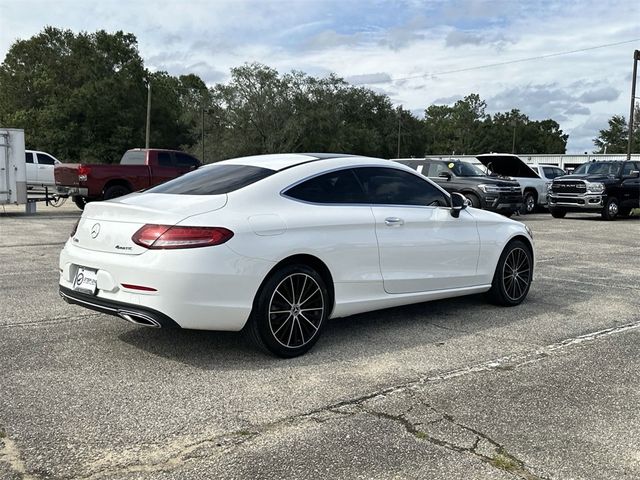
276, 289, 293, 307
296, 317, 305, 344
300, 308, 323, 312
297, 276, 308, 304
273, 313, 293, 337
299, 287, 320, 307
286, 316, 296, 346
270, 309, 292, 314
299, 313, 319, 332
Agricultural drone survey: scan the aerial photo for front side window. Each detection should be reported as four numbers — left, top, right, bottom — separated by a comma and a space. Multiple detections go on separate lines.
621, 162, 638, 176
354, 167, 449, 207
37, 153, 56, 165
175, 153, 200, 168
285, 169, 366, 204
147, 164, 275, 195
543, 167, 563, 179
157, 152, 173, 167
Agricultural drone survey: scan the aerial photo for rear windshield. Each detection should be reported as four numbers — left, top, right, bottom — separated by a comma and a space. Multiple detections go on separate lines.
147, 164, 276, 195
121, 151, 146, 165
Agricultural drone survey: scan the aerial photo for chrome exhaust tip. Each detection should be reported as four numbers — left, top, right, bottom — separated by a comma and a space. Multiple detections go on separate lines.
118, 310, 161, 328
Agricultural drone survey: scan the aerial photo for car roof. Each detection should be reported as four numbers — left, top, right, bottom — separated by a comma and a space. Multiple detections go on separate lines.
219, 153, 377, 171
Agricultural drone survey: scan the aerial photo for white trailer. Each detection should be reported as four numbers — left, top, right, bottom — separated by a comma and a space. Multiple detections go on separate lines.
1, 128, 28, 207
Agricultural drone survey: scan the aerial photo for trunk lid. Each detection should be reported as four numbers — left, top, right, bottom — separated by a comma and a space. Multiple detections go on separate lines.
74, 193, 227, 255
476, 154, 540, 178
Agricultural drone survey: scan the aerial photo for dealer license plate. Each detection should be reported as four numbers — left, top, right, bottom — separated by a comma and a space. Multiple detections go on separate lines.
72, 266, 98, 294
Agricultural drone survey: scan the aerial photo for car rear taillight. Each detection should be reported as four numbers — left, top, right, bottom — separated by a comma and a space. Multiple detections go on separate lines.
70, 219, 80, 237
131, 224, 234, 249
78, 165, 91, 182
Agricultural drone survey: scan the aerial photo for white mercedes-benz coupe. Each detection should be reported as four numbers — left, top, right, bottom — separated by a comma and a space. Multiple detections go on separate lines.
59, 153, 534, 357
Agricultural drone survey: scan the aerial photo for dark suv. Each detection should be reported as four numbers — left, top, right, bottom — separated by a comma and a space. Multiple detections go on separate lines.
397, 158, 523, 216
548, 160, 640, 220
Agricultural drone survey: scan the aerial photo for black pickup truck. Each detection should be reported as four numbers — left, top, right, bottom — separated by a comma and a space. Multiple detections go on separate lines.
397, 158, 523, 216
548, 160, 640, 220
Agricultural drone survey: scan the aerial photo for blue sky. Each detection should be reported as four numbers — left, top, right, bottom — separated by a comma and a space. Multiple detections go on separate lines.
1, 0, 639, 153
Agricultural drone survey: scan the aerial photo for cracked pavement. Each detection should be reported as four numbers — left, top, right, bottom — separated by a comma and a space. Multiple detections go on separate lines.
1, 203, 639, 479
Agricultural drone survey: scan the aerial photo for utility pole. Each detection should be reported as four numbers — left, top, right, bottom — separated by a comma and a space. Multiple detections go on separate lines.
202, 107, 205, 162
511, 120, 517, 154
397, 105, 402, 159
145, 80, 152, 149
627, 49, 639, 161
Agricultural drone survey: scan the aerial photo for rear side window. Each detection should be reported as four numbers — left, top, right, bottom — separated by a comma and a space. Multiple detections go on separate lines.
25, 152, 34, 164
354, 167, 449, 206
37, 153, 56, 165
147, 164, 275, 195
285, 169, 366, 204
121, 151, 146, 165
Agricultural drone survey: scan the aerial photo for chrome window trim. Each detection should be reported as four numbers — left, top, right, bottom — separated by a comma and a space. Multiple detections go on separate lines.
280, 164, 453, 209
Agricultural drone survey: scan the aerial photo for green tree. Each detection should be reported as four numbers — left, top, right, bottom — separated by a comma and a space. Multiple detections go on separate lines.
0, 27, 199, 163
593, 106, 640, 153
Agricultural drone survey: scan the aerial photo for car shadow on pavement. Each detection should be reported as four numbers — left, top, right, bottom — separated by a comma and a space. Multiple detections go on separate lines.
117, 294, 499, 370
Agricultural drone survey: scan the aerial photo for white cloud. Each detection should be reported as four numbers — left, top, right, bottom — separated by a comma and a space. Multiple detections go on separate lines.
0, 0, 638, 153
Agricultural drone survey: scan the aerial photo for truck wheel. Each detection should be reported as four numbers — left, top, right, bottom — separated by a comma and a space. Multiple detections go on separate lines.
618, 207, 631, 217
522, 191, 537, 214
103, 185, 131, 200
72, 196, 86, 210
463, 193, 481, 208
550, 208, 566, 218
601, 197, 619, 220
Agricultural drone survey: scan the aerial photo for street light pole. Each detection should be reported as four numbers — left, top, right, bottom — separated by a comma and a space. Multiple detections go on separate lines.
626, 49, 639, 161
397, 105, 402, 159
145, 81, 151, 149
202, 107, 205, 162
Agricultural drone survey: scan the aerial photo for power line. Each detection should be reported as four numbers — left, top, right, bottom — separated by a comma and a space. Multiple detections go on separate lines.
382, 38, 640, 83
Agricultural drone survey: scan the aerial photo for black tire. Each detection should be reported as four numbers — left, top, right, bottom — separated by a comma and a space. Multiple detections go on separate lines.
103, 184, 131, 200
550, 208, 566, 218
487, 240, 533, 306
463, 192, 481, 208
72, 195, 86, 210
601, 197, 619, 220
248, 264, 329, 358
522, 191, 537, 214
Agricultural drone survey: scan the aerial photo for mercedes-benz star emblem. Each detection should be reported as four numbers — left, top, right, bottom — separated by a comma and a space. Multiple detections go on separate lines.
90, 223, 101, 239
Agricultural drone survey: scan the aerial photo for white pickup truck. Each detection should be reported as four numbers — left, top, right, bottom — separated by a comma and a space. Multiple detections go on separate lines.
476, 153, 550, 214
26, 150, 60, 187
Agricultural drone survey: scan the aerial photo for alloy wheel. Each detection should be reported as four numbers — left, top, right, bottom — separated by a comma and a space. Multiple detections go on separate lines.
608, 201, 618, 216
268, 273, 325, 348
501, 247, 531, 302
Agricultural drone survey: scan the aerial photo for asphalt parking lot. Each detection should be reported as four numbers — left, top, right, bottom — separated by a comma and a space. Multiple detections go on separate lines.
1, 202, 639, 480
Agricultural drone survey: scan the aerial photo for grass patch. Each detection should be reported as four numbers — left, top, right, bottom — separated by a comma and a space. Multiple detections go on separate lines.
491, 450, 520, 472
0, 428, 6, 438
414, 430, 429, 440
631, 208, 640, 217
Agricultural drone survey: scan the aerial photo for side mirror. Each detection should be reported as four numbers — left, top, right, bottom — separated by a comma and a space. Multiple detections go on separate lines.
450, 192, 468, 218
438, 171, 452, 180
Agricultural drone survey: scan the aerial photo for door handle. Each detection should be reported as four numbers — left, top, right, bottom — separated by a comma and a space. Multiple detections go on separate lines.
384, 217, 404, 226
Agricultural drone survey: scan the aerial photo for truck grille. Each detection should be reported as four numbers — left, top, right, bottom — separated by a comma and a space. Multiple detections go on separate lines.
552, 181, 586, 194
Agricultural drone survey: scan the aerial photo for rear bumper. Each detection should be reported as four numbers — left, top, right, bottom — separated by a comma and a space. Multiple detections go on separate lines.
59, 240, 275, 331
59, 286, 181, 328
56, 186, 88, 197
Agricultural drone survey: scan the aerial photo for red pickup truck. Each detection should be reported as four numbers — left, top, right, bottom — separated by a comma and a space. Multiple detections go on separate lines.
55, 149, 201, 209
